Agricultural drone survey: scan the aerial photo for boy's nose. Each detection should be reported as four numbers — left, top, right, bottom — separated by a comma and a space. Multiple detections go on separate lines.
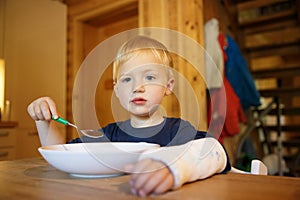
133, 83, 145, 93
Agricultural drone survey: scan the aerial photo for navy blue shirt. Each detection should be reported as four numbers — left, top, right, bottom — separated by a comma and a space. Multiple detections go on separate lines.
68, 118, 206, 146
68, 117, 231, 172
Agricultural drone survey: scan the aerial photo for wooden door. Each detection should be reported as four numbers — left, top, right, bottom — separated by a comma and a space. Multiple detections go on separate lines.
66, 0, 206, 139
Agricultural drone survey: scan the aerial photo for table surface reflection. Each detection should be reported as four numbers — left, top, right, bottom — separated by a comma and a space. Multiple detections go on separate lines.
0, 158, 299, 199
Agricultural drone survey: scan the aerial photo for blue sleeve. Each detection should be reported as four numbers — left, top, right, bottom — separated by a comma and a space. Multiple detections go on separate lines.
66, 123, 114, 143
220, 143, 232, 174
67, 137, 82, 143
195, 130, 207, 139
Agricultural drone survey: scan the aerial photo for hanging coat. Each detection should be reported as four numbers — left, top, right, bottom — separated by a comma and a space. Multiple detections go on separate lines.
204, 18, 224, 89
224, 35, 261, 111
207, 77, 246, 144
207, 33, 246, 144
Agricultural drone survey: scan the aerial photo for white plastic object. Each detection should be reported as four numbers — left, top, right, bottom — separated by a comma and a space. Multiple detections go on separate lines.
250, 159, 268, 175
231, 159, 268, 175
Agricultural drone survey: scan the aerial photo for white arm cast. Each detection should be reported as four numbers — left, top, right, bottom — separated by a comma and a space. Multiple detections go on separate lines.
140, 137, 228, 189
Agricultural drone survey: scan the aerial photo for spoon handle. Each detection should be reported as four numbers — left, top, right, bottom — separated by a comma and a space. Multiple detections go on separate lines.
51, 116, 69, 125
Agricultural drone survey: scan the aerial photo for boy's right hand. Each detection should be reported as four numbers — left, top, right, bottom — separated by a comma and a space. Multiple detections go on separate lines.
27, 97, 59, 121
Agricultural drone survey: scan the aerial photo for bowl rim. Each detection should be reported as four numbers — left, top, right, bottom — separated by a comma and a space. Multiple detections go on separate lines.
38, 142, 160, 153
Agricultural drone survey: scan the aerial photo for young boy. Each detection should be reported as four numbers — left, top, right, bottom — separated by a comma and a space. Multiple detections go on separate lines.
27, 36, 230, 197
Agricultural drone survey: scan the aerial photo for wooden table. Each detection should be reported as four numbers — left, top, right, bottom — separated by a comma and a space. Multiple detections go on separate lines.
0, 158, 299, 199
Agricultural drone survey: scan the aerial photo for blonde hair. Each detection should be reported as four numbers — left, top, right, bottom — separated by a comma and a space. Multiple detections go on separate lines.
113, 36, 174, 84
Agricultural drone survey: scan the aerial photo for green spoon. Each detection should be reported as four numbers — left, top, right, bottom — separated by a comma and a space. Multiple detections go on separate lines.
51, 116, 103, 138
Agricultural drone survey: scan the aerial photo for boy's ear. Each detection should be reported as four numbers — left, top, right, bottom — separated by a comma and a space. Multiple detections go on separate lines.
165, 78, 175, 96
114, 85, 120, 98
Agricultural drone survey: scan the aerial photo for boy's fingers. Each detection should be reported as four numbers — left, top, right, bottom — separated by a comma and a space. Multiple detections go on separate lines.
128, 159, 153, 192
153, 173, 174, 195
135, 165, 169, 196
27, 97, 57, 121
130, 159, 161, 183
33, 102, 44, 120
131, 172, 150, 195
44, 97, 58, 118
129, 160, 172, 196
40, 103, 52, 121
27, 104, 38, 120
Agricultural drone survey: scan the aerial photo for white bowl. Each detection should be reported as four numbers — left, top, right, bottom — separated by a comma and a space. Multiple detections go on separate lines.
38, 142, 160, 177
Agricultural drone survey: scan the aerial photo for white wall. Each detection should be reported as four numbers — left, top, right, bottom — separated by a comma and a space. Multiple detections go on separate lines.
2, 0, 66, 157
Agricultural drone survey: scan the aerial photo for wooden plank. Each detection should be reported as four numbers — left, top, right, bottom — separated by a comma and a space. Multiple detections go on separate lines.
248, 44, 300, 59
259, 87, 300, 98
255, 79, 277, 90
62, 0, 82, 6
239, 8, 297, 26
250, 54, 300, 71
267, 125, 300, 132
270, 140, 300, 147
245, 27, 300, 49
0, 121, 18, 128
267, 107, 300, 115
237, 0, 289, 12
85, 3, 138, 27
252, 67, 300, 79
67, 0, 137, 17
243, 18, 298, 35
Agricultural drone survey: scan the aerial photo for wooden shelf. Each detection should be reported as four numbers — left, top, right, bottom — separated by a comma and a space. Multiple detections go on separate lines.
266, 107, 300, 116
244, 27, 300, 50
239, 9, 297, 27
248, 44, 300, 59
237, 0, 289, 11
270, 139, 300, 147
259, 87, 300, 98
0, 121, 18, 128
266, 125, 300, 132
252, 65, 300, 79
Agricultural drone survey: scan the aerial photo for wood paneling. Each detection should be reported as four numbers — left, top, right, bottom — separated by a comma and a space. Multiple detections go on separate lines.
245, 27, 300, 49
66, 0, 207, 138
203, 0, 234, 37
139, 0, 206, 130
237, 0, 288, 11
66, 0, 138, 138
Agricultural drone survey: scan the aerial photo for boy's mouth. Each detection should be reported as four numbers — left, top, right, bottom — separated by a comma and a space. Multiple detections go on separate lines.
131, 97, 147, 105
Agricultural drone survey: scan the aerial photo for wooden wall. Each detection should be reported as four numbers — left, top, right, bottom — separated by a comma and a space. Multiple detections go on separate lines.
139, 0, 206, 130
3, 0, 66, 158
66, 0, 138, 138
66, 0, 207, 139
203, 0, 235, 37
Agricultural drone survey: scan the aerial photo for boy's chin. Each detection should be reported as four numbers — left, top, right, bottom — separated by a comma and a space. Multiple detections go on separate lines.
130, 112, 152, 118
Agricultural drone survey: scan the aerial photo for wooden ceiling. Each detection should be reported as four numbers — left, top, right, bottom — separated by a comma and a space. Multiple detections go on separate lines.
61, 0, 83, 6
61, 0, 251, 7
85, 2, 138, 27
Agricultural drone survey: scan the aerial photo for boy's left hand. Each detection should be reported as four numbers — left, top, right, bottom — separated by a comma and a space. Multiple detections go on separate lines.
124, 158, 174, 197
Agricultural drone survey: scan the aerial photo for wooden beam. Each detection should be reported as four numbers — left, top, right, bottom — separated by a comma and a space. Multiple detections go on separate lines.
244, 18, 298, 34
245, 27, 300, 49
237, 0, 289, 11
248, 44, 300, 58
239, 8, 297, 26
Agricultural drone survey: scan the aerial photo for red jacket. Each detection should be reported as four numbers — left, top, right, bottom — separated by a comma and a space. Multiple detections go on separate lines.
207, 33, 246, 144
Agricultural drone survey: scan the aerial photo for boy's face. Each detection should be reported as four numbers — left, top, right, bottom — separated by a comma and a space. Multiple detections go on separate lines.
114, 52, 174, 117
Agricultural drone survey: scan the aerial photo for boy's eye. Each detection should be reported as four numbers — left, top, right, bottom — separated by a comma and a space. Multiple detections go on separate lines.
121, 77, 131, 83
145, 75, 156, 81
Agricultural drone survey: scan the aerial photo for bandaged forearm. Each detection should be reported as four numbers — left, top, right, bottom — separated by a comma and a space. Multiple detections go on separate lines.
139, 137, 227, 189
